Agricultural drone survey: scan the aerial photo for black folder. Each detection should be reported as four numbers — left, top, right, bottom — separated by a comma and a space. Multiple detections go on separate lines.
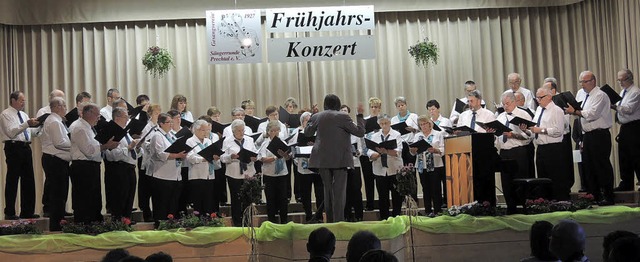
476, 120, 513, 136
135, 126, 157, 148
452, 125, 477, 134
128, 105, 145, 118
284, 132, 297, 144
238, 147, 258, 163
64, 108, 79, 127
36, 113, 50, 126
248, 132, 262, 141
297, 131, 316, 146
552, 91, 582, 110
495, 106, 505, 115
390, 121, 412, 135
164, 135, 195, 154
245, 116, 268, 133
94, 115, 109, 134
174, 126, 193, 139
404, 139, 432, 154
454, 98, 468, 113
351, 143, 358, 156
126, 118, 147, 136
267, 136, 291, 158
95, 120, 128, 144
279, 106, 301, 128
197, 139, 224, 162
365, 116, 381, 133
518, 107, 534, 118
211, 121, 230, 135
431, 120, 442, 132
364, 138, 397, 150
600, 84, 622, 105
124, 100, 136, 113
509, 116, 537, 128
180, 119, 193, 129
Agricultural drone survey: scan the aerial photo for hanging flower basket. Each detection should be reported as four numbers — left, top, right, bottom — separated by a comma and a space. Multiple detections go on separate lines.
408, 38, 439, 67
142, 46, 174, 78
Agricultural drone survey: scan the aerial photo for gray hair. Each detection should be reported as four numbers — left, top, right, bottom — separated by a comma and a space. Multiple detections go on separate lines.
538, 87, 553, 96
377, 114, 391, 124
299, 111, 312, 123
81, 102, 99, 116
112, 107, 128, 119
231, 119, 245, 131
501, 91, 515, 103
49, 89, 64, 100
620, 69, 634, 83
107, 88, 119, 98
468, 90, 483, 100
191, 119, 211, 132
394, 96, 407, 106
112, 98, 126, 108
544, 77, 557, 84
49, 97, 65, 108
266, 120, 281, 132
231, 107, 245, 116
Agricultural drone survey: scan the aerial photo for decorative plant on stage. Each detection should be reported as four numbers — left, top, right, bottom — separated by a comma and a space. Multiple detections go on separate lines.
142, 46, 174, 78
60, 217, 133, 235
395, 164, 419, 262
158, 211, 225, 230
0, 219, 42, 235
446, 201, 506, 217
408, 38, 439, 67
524, 194, 594, 215
240, 173, 263, 262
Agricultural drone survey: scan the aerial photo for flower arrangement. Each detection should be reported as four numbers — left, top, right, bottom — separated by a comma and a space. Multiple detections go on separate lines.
408, 38, 439, 67
158, 211, 225, 230
394, 165, 417, 197
446, 201, 506, 217
525, 194, 594, 215
141, 46, 174, 78
0, 219, 42, 235
240, 173, 264, 206
60, 217, 133, 235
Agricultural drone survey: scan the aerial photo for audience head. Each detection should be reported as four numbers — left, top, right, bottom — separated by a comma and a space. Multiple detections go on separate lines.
617, 69, 634, 88
101, 248, 130, 262
528, 221, 557, 261
323, 94, 342, 111
346, 230, 381, 262
602, 230, 638, 262
171, 94, 188, 113
145, 251, 173, 262
241, 99, 256, 116
119, 256, 145, 262
607, 236, 640, 262
359, 250, 398, 262
307, 227, 336, 260
549, 219, 586, 261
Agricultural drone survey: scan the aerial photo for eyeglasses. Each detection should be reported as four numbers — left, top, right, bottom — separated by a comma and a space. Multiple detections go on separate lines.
535, 95, 548, 100
578, 78, 594, 84
617, 77, 629, 82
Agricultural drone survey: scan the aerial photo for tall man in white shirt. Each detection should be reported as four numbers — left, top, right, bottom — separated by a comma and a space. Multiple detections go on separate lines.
457, 90, 496, 133
100, 88, 120, 121
0, 91, 39, 220
40, 97, 71, 230
566, 71, 615, 205
38, 89, 66, 217
503, 73, 536, 112
36, 89, 65, 117
526, 85, 572, 201
69, 103, 119, 224
612, 69, 640, 191
495, 92, 533, 213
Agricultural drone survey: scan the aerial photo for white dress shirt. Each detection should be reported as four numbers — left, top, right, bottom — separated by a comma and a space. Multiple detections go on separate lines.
186, 136, 221, 180
36, 106, 51, 117
580, 86, 613, 132
290, 129, 315, 175
457, 108, 496, 133
104, 133, 139, 165
410, 130, 445, 168
391, 112, 419, 142
69, 118, 102, 162
222, 125, 253, 140
181, 111, 194, 122
615, 84, 640, 124
221, 135, 257, 179
41, 112, 71, 161
139, 122, 157, 172
147, 129, 181, 181
503, 87, 536, 112
100, 105, 113, 121
496, 107, 532, 150
434, 114, 452, 129
0, 106, 36, 142
367, 129, 403, 176
351, 135, 363, 168
532, 102, 565, 145
255, 120, 288, 147
257, 137, 289, 177
449, 97, 487, 124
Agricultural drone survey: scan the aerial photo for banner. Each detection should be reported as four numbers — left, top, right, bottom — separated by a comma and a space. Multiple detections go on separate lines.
266, 5, 375, 33
206, 9, 262, 64
267, 35, 375, 62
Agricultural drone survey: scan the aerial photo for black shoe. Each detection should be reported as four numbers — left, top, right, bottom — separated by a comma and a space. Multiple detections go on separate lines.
4, 215, 19, 220
19, 214, 40, 219
42, 212, 50, 218
598, 200, 614, 206
614, 186, 632, 192
365, 206, 374, 211
64, 212, 73, 216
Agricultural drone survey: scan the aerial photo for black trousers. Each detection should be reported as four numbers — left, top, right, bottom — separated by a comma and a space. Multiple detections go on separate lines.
178, 166, 189, 216
500, 145, 532, 212
137, 158, 153, 221
617, 121, 640, 189
227, 177, 245, 227
188, 179, 217, 215
264, 175, 288, 224
299, 172, 324, 221
526, 143, 536, 179
345, 167, 363, 220
214, 164, 228, 204
359, 155, 376, 209
537, 142, 573, 201
562, 133, 575, 187
419, 167, 443, 213
70, 160, 103, 224
103, 160, 116, 213
375, 175, 402, 220
109, 162, 137, 220
41, 153, 69, 231
583, 129, 615, 202
151, 177, 182, 225
3, 142, 36, 217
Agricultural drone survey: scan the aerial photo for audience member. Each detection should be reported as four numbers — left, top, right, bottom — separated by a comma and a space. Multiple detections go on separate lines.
145, 251, 173, 262
549, 220, 588, 262
603, 230, 638, 262
119, 256, 145, 262
607, 236, 640, 262
307, 227, 336, 262
358, 249, 398, 262
101, 248, 130, 262
520, 221, 558, 262
346, 230, 382, 262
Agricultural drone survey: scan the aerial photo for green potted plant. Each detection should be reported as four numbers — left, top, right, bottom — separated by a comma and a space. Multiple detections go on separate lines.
408, 38, 439, 67
142, 46, 174, 78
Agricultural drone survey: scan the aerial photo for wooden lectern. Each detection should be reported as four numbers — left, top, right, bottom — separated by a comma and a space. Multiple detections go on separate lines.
444, 133, 497, 207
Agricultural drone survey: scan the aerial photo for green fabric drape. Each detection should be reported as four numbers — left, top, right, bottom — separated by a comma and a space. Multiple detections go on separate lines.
1, 206, 639, 254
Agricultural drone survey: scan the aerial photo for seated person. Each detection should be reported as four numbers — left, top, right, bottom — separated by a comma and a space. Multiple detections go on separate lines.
307, 227, 336, 262
346, 230, 382, 262
549, 220, 588, 262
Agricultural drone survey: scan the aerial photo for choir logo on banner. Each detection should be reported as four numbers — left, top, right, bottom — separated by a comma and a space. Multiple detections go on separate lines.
206, 9, 262, 64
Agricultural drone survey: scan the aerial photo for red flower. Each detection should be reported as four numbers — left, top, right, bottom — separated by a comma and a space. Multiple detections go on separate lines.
210, 213, 217, 219
59, 219, 68, 225
167, 214, 174, 220
121, 217, 131, 225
